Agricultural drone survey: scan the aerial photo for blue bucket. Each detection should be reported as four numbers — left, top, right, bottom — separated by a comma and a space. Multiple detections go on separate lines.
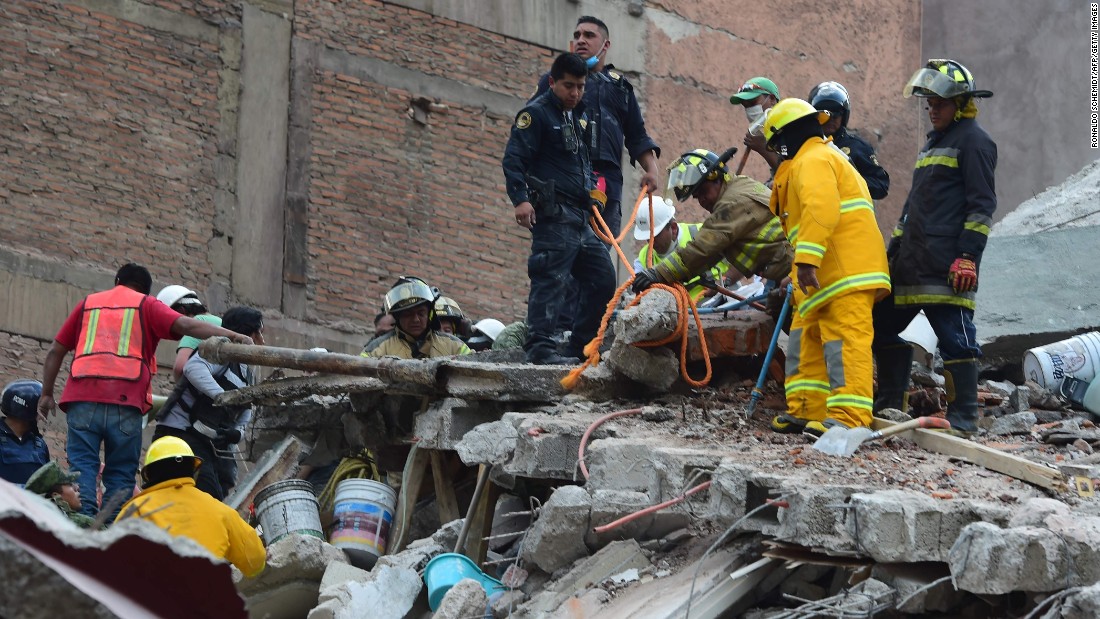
423, 552, 507, 611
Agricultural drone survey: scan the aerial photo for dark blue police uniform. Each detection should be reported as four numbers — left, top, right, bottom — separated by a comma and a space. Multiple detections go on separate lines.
832, 127, 890, 200
502, 90, 616, 362
0, 421, 49, 487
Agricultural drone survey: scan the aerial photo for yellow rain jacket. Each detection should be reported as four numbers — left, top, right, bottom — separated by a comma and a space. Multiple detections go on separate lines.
770, 138, 891, 315
117, 478, 266, 577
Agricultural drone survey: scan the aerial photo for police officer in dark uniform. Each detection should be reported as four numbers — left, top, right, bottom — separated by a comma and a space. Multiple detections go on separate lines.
503, 53, 616, 365
808, 81, 890, 200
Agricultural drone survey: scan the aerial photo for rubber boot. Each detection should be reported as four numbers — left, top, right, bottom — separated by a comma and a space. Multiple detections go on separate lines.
944, 360, 981, 434
873, 345, 914, 414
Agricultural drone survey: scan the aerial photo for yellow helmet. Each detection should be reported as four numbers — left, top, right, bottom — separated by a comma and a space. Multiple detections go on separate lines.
762, 98, 831, 146
145, 436, 201, 468
433, 297, 464, 320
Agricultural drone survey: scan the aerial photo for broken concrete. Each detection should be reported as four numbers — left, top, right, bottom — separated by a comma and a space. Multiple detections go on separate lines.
237, 534, 349, 618
949, 499, 1100, 593
374, 519, 462, 574
433, 577, 488, 619
605, 339, 680, 391
308, 564, 421, 619
518, 539, 650, 617
614, 289, 680, 344
1043, 581, 1100, 618
520, 485, 592, 573
989, 411, 1038, 435
455, 419, 519, 465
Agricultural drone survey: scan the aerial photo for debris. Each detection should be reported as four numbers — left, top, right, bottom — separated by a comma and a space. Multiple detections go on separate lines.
609, 567, 640, 584
308, 564, 421, 619
238, 534, 349, 618
520, 486, 592, 573
989, 411, 1038, 436
518, 539, 649, 617
433, 578, 489, 619
224, 434, 306, 516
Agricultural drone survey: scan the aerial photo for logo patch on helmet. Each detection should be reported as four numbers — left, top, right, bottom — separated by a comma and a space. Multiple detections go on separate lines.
516, 112, 532, 130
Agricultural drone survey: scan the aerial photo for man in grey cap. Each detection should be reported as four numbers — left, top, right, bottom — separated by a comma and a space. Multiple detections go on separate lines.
729, 76, 782, 173
24, 461, 95, 528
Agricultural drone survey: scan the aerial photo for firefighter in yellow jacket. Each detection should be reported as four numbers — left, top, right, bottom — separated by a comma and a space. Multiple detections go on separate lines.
763, 99, 890, 435
117, 437, 266, 577
631, 149, 792, 294
361, 278, 470, 359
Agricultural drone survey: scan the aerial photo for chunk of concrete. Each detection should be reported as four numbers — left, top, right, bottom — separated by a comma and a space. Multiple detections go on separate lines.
374, 519, 462, 573
455, 420, 518, 465
505, 415, 590, 480
238, 534, 349, 618
586, 489, 689, 547
1051, 581, 1100, 618
415, 397, 505, 451
605, 340, 679, 392
988, 411, 1037, 435
614, 289, 679, 344
308, 564, 421, 619
434, 578, 488, 619
520, 539, 650, 617
1008, 497, 1071, 527
872, 563, 966, 613
319, 561, 371, 592
1009, 385, 1032, 413
520, 485, 592, 573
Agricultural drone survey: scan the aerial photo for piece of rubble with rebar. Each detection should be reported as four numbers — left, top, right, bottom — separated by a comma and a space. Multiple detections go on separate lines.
185, 304, 1100, 618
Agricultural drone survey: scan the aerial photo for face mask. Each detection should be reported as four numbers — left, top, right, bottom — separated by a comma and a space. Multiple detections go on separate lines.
744, 104, 764, 123
585, 46, 605, 70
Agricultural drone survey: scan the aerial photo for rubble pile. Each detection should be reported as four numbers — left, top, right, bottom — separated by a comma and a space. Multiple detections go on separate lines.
5, 303, 1100, 618
994, 159, 1100, 236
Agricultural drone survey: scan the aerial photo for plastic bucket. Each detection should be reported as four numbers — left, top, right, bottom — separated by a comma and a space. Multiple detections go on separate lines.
423, 553, 507, 611
254, 479, 324, 546
1023, 331, 1100, 389
328, 479, 397, 569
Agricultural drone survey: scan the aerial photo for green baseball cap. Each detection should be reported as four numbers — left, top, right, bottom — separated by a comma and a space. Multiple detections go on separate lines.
24, 461, 80, 495
730, 77, 780, 104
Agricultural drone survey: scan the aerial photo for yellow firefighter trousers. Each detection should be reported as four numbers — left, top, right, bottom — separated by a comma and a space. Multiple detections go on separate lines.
784, 289, 875, 428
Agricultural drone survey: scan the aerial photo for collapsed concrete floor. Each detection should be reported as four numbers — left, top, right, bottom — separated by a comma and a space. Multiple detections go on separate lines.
6, 301, 1100, 618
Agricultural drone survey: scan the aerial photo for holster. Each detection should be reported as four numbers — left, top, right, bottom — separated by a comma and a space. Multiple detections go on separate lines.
527, 175, 561, 219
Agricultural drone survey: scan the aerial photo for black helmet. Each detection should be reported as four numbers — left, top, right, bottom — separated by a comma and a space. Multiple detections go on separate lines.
1, 379, 43, 421
808, 81, 850, 128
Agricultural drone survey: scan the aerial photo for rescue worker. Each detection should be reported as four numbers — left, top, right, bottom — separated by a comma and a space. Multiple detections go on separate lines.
467, 318, 506, 352
117, 436, 266, 577
154, 307, 264, 500
730, 77, 782, 174
532, 16, 661, 337
631, 196, 732, 301
762, 99, 891, 435
631, 149, 792, 294
532, 16, 661, 238
24, 461, 95, 528
873, 59, 996, 437
0, 379, 49, 487
433, 297, 466, 337
503, 52, 616, 365
157, 284, 222, 382
362, 279, 470, 359
808, 81, 890, 200
39, 263, 253, 518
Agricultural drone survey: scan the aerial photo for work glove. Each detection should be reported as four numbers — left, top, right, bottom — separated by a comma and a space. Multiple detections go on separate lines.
631, 268, 660, 294
948, 256, 978, 293
216, 427, 243, 445
589, 188, 607, 213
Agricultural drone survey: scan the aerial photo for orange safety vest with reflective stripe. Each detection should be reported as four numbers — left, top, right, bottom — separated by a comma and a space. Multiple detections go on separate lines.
70, 286, 147, 381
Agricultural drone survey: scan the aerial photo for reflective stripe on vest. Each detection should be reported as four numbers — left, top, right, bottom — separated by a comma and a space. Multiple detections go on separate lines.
71, 287, 147, 381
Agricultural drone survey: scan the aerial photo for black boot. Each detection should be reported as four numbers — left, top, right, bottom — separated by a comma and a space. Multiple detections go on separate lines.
874, 344, 914, 414
944, 360, 980, 434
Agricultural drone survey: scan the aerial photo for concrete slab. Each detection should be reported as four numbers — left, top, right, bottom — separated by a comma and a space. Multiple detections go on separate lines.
308, 564, 421, 619
519, 539, 650, 617
520, 485, 592, 574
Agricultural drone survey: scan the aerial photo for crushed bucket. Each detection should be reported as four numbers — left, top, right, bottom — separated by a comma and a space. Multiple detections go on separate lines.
1023, 331, 1100, 390
328, 479, 397, 569
254, 479, 324, 546
424, 552, 507, 611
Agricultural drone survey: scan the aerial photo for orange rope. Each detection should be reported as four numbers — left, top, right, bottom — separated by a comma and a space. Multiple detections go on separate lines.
562, 188, 713, 390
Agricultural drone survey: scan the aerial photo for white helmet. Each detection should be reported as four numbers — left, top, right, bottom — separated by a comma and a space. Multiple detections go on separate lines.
472, 318, 506, 341
633, 196, 676, 240
156, 284, 202, 309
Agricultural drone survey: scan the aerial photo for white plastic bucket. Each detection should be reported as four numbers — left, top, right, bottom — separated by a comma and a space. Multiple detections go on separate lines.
329, 479, 397, 569
1023, 331, 1100, 390
254, 479, 324, 546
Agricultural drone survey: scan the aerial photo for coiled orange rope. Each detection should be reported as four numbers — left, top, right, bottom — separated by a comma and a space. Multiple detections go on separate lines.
561, 189, 713, 390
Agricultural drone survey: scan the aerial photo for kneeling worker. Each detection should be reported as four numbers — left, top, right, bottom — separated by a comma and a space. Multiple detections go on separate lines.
117, 436, 266, 577
632, 148, 793, 294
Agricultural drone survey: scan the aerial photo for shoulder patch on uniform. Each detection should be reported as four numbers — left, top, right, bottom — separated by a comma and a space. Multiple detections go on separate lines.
608, 70, 621, 81
841, 146, 851, 155
516, 112, 532, 130
870, 154, 880, 166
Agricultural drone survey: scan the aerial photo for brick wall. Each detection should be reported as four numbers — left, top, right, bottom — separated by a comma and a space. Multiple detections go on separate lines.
0, 1, 223, 282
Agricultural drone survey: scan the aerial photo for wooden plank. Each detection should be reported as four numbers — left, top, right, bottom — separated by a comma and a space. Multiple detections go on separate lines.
466, 466, 502, 566
430, 450, 461, 524
388, 447, 431, 554
871, 417, 1067, 491
215, 374, 385, 406
224, 435, 304, 518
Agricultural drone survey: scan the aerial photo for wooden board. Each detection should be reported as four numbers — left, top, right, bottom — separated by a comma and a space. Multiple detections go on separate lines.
871, 417, 1067, 491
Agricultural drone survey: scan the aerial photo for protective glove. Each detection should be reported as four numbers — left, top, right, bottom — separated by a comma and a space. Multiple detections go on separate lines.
631, 268, 660, 294
216, 427, 243, 445
589, 188, 607, 213
948, 256, 978, 293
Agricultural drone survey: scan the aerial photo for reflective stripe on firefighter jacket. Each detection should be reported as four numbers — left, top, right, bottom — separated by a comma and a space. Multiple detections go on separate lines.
654, 176, 792, 285
70, 286, 147, 381
769, 138, 891, 317
361, 329, 471, 359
